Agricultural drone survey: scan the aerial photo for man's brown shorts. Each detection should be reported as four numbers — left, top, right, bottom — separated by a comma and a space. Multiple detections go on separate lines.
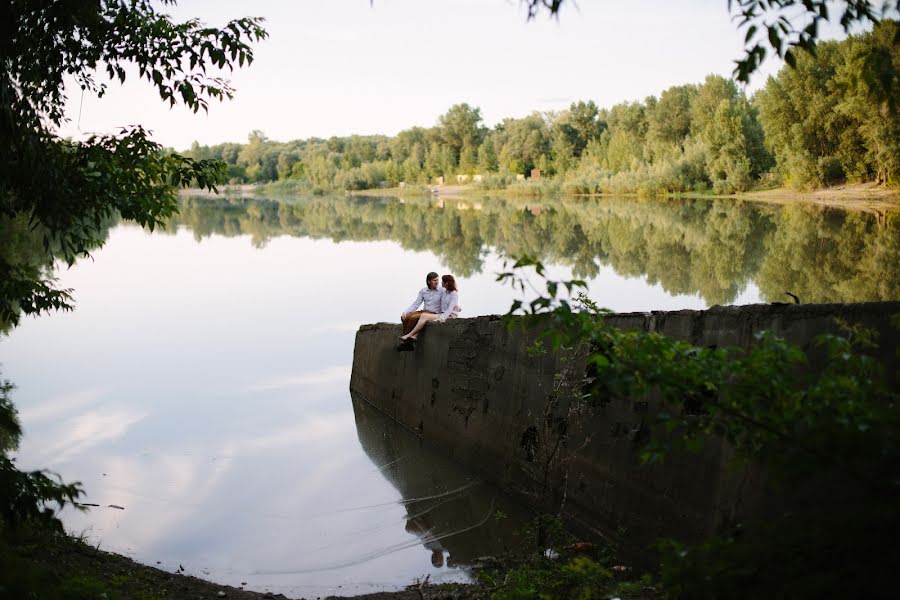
402, 310, 436, 335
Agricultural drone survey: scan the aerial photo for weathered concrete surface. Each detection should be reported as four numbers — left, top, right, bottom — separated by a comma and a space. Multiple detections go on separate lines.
350, 303, 900, 547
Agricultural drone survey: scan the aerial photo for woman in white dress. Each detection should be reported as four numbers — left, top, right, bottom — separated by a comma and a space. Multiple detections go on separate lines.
399, 274, 460, 342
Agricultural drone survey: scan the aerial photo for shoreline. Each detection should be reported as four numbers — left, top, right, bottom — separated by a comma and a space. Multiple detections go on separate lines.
369, 181, 900, 211
181, 182, 900, 211
5, 531, 480, 600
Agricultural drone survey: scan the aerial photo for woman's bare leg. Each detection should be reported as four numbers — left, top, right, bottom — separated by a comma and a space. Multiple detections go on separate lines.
402, 313, 440, 339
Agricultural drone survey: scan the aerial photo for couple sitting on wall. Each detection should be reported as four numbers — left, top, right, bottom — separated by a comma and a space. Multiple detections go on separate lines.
399, 271, 461, 343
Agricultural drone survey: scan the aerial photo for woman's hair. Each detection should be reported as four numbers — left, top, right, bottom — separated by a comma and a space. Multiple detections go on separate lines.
441, 274, 457, 292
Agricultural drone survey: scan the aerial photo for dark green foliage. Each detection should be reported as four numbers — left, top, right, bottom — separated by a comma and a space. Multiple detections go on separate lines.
498, 257, 900, 598
756, 20, 899, 188
0, 457, 84, 534
0, 535, 114, 600
0, 374, 84, 533
485, 556, 617, 600
0, 378, 20, 455
1, 0, 267, 327
728, 0, 898, 83
477, 512, 642, 600
0, 528, 201, 600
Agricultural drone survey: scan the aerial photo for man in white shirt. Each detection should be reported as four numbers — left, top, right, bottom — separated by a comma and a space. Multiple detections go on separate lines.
401, 271, 442, 335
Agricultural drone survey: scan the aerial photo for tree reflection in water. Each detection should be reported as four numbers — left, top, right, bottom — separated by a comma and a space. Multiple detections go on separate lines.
166, 194, 899, 306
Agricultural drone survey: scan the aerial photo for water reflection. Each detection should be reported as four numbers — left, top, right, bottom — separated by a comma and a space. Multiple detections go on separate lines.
167, 194, 899, 306
351, 395, 530, 566
1, 192, 897, 595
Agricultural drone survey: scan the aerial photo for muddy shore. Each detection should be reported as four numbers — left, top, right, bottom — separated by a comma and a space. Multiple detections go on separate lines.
5, 532, 482, 600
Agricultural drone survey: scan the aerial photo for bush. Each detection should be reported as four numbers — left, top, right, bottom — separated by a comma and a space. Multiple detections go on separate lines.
476, 173, 515, 190
253, 178, 313, 195
0, 375, 84, 533
499, 261, 900, 599
506, 178, 562, 197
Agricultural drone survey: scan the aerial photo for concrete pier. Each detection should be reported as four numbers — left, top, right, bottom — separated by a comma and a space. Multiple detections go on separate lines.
350, 302, 900, 546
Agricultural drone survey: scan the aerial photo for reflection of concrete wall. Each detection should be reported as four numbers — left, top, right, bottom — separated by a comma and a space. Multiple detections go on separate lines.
351, 396, 530, 564
350, 303, 900, 548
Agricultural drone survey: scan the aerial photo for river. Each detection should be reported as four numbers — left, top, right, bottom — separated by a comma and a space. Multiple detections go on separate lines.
1, 193, 896, 596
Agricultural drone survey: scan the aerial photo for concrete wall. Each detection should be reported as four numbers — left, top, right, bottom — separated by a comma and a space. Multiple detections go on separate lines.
350, 302, 900, 548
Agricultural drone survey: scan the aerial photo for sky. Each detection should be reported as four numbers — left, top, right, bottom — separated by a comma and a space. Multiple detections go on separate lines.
58, 0, 853, 151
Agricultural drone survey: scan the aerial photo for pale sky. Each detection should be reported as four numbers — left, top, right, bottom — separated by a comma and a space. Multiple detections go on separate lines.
58, 0, 852, 151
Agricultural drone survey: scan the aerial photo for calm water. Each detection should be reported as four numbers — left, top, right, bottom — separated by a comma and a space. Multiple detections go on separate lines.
1, 194, 897, 596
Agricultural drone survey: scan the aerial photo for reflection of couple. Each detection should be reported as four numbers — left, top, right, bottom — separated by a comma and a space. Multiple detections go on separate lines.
399, 271, 461, 343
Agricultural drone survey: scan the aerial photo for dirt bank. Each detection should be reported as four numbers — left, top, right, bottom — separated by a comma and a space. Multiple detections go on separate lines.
3, 532, 480, 600
355, 181, 900, 212
736, 182, 900, 211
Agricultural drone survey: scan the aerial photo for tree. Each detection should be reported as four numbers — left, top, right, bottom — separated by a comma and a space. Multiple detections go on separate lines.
690, 75, 740, 139
551, 129, 576, 174
603, 102, 648, 172
647, 84, 697, 147
1, 0, 267, 327
437, 103, 484, 165
238, 130, 279, 182
702, 99, 754, 192
458, 144, 478, 175
755, 22, 897, 188
833, 20, 900, 185
495, 113, 551, 174
562, 100, 606, 158
478, 136, 499, 173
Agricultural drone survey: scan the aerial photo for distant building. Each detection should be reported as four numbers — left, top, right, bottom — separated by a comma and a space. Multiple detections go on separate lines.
516, 174, 525, 181
456, 174, 470, 183
434, 176, 444, 185
399, 181, 407, 188
531, 169, 541, 181
472, 174, 483, 182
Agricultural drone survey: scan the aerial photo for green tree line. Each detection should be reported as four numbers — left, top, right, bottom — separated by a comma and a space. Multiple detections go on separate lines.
184, 21, 898, 194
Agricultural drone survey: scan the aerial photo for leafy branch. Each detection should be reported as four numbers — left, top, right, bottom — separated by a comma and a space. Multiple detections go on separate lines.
496, 254, 900, 596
